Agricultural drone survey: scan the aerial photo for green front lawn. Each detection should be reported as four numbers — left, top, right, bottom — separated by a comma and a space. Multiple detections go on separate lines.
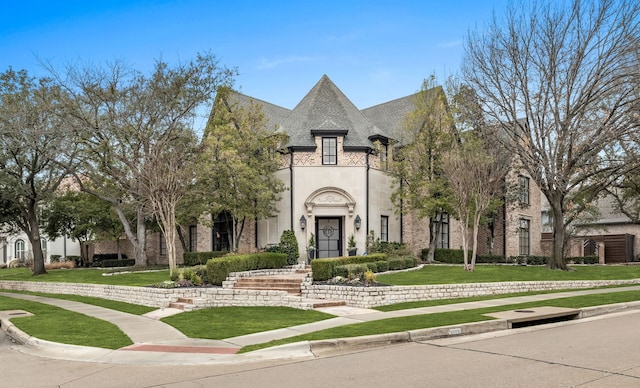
0, 267, 169, 286
240, 289, 640, 353
161, 306, 334, 339
376, 264, 640, 285
0, 296, 133, 349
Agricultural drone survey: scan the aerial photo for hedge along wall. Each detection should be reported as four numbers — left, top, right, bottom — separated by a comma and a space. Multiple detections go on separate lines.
311, 254, 387, 281
206, 252, 288, 285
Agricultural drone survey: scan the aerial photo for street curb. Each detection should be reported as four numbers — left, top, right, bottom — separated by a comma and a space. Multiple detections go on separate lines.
306, 302, 640, 356
0, 317, 32, 345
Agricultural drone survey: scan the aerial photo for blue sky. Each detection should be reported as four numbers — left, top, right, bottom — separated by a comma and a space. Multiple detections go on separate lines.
1, 0, 508, 110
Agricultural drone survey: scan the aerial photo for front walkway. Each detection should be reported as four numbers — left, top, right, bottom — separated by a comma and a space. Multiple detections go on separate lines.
2, 285, 640, 364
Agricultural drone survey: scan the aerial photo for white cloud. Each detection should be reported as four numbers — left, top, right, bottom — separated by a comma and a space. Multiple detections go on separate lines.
255, 56, 312, 70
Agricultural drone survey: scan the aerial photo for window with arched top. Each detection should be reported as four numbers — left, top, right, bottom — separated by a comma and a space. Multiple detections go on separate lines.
15, 239, 25, 260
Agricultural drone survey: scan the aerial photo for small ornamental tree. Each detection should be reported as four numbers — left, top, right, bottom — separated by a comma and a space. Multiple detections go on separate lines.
279, 230, 299, 265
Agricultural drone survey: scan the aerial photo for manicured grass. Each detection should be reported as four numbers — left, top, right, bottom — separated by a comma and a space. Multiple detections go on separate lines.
376, 264, 640, 285
0, 267, 169, 286
0, 290, 156, 315
0, 296, 133, 349
240, 289, 640, 353
161, 306, 334, 340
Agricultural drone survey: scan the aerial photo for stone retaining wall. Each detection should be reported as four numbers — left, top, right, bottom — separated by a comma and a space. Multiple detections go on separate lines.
0, 281, 314, 310
2, 277, 640, 311
302, 279, 640, 308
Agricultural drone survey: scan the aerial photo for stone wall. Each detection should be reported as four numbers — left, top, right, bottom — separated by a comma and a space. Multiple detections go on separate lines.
302, 278, 640, 309
0, 280, 314, 310
2, 277, 639, 311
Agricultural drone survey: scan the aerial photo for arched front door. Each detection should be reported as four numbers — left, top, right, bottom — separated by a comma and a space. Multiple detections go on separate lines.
316, 217, 342, 258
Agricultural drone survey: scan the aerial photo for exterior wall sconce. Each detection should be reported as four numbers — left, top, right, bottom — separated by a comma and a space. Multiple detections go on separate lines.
300, 215, 307, 230
354, 215, 361, 230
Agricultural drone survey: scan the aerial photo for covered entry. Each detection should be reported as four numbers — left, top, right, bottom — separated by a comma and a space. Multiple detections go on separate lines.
316, 218, 342, 258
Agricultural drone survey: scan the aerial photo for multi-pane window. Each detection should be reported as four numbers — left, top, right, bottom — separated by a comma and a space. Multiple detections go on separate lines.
519, 175, 530, 205
519, 218, 530, 255
380, 216, 389, 242
322, 137, 337, 165
434, 212, 449, 249
159, 233, 166, 256
15, 239, 25, 260
379, 144, 388, 170
189, 225, 198, 252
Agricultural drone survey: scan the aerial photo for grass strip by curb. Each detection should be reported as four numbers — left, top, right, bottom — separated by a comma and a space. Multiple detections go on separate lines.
161, 306, 334, 340
239, 289, 640, 353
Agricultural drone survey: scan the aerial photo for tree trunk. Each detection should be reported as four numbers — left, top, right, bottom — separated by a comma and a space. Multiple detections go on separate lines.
114, 204, 148, 266
549, 200, 568, 270
27, 206, 47, 275
426, 216, 441, 264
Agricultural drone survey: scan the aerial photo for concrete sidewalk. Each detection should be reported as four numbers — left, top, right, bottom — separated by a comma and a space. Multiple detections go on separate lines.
1, 285, 640, 365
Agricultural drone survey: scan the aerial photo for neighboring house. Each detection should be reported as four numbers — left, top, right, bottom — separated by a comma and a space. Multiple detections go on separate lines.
542, 193, 640, 263
0, 231, 81, 265
125, 75, 542, 265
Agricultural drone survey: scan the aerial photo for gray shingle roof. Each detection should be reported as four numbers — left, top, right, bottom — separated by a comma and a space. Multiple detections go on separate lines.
225, 75, 442, 149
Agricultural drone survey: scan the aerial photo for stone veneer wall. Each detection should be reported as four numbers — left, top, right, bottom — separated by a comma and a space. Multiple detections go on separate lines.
302, 278, 640, 309
0, 280, 315, 310
2, 277, 639, 311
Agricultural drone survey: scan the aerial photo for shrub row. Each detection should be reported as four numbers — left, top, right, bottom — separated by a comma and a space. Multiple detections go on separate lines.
206, 252, 288, 285
311, 254, 418, 281
100, 258, 136, 267
93, 253, 128, 262
422, 248, 600, 266
311, 254, 387, 281
183, 251, 228, 266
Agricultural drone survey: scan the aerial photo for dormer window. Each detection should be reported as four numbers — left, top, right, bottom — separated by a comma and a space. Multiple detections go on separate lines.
322, 137, 337, 165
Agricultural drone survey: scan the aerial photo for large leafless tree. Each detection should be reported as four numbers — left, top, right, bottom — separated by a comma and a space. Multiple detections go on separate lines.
56, 53, 235, 266
463, 0, 640, 269
0, 69, 81, 275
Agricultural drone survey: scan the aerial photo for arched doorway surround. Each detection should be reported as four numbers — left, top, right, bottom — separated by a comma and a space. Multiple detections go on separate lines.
303, 187, 357, 258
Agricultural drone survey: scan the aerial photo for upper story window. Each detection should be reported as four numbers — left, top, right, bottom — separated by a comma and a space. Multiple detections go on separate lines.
518, 175, 530, 205
379, 143, 388, 170
322, 137, 337, 165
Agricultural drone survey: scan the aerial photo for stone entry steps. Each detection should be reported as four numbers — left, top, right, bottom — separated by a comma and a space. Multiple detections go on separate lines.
169, 297, 197, 311
234, 276, 303, 294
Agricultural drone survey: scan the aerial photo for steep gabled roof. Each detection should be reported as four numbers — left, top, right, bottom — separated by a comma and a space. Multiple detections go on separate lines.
280, 75, 390, 148
226, 92, 291, 132
361, 93, 419, 142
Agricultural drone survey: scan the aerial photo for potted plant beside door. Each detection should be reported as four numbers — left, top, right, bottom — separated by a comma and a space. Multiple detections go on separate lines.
307, 233, 316, 262
348, 234, 357, 256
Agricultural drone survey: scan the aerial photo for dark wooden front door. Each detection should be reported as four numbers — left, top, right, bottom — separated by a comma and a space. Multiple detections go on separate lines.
316, 218, 342, 258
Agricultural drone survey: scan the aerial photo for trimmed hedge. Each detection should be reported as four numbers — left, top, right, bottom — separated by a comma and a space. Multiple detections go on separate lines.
311, 254, 387, 281
183, 251, 228, 266
93, 253, 128, 262
311, 254, 419, 281
100, 258, 136, 267
206, 252, 288, 285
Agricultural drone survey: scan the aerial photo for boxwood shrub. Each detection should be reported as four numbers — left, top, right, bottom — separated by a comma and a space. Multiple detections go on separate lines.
206, 252, 288, 285
311, 254, 387, 281
183, 251, 228, 266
